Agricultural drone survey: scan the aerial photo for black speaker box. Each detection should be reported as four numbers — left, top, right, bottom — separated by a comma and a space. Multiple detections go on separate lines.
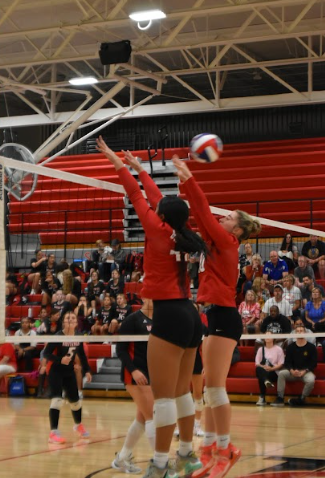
99, 40, 132, 65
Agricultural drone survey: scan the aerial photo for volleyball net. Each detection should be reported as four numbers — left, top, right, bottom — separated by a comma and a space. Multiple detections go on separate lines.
1, 150, 325, 345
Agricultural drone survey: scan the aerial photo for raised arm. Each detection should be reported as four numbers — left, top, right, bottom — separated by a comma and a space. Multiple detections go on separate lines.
173, 156, 238, 249
96, 137, 162, 235
123, 150, 163, 210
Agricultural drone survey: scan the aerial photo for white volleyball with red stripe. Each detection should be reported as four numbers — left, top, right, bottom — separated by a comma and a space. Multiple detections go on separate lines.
190, 133, 223, 163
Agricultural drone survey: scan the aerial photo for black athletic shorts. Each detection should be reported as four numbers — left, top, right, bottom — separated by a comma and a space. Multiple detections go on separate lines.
193, 346, 203, 374
152, 299, 202, 349
49, 365, 79, 402
206, 305, 243, 342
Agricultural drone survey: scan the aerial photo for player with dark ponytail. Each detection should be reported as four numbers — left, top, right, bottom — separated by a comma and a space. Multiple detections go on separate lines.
96, 137, 205, 478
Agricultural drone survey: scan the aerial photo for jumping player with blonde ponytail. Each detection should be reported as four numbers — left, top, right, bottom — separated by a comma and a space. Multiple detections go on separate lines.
173, 155, 261, 478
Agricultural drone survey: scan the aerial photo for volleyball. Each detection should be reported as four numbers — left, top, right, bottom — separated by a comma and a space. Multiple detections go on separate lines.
189, 133, 223, 163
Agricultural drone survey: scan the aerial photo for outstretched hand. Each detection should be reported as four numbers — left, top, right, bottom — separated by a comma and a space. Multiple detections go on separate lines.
96, 136, 124, 170
122, 150, 144, 173
172, 155, 193, 183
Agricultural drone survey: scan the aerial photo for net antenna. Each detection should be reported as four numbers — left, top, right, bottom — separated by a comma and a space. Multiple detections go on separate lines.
0, 143, 38, 201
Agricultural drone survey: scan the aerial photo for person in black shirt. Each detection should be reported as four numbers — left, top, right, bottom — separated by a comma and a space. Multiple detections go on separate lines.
302, 235, 325, 271
44, 311, 92, 444
52, 290, 72, 319
271, 325, 317, 407
41, 271, 60, 306
87, 270, 105, 309
109, 293, 131, 334
44, 253, 57, 279
28, 249, 47, 294
74, 294, 93, 334
106, 269, 125, 301
36, 308, 62, 398
260, 305, 292, 335
112, 299, 154, 473
91, 294, 115, 335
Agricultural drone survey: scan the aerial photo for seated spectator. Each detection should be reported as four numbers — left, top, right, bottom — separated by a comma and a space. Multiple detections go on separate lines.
301, 234, 325, 271
75, 295, 94, 334
106, 269, 124, 301
237, 242, 254, 293
301, 273, 325, 307
87, 270, 105, 309
124, 250, 144, 281
41, 270, 60, 306
91, 240, 111, 279
315, 258, 325, 281
44, 253, 57, 278
110, 238, 127, 273
263, 250, 288, 290
285, 318, 316, 347
282, 274, 302, 320
62, 269, 81, 307
33, 306, 49, 329
14, 317, 38, 372
109, 293, 132, 334
294, 255, 315, 288
37, 308, 62, 335
278, 232, 299, 269
242, 254, 263, 293
255, 332, 285, 406
260, 305, 292, 335
28, 249, 47, 294
271, 324, 317, 407
0, 342, 17, 379
252, 277, 270, 308
6, 269, 18, 305
260, 285, 292, 322
92, 295, 115, 335
238, 290, 261, 342
56, 258, 70, 285
305, 287, 325, 332
52, 290, 72, 318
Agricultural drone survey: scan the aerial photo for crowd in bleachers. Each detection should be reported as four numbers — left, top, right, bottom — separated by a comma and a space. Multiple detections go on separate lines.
2, 233, 325, 404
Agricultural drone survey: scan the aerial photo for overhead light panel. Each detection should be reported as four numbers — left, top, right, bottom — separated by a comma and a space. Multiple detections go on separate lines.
69, 77, 98, 86
129, 9, 166, 30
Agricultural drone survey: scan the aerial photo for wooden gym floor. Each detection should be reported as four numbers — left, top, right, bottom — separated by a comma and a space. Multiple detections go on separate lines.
0, 397, 325, 478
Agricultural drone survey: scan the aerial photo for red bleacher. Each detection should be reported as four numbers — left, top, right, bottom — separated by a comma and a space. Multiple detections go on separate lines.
7, 137, 325, 244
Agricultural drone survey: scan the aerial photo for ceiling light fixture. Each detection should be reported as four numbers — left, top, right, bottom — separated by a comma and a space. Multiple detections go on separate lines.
129, 9, 166, 30
69, 77, 98, 86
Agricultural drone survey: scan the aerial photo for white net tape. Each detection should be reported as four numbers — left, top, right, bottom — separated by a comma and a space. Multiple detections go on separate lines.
2, 332, 325, 344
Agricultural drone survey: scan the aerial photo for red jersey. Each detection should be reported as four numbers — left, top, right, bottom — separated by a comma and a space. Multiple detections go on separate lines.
0, 343, 17, 370
182, 176, 239, 307
117, 168, 190, 300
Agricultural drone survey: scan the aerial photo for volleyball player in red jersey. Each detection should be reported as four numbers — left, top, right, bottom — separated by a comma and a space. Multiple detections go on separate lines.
96, 136, 207, 478
173, 156, 261, 478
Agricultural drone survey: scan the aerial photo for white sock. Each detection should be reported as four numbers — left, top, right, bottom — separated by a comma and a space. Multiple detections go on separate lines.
203, 432, 217, 446
145, 419, 155, 450
119, 420, 145, 460
179, 440, 192, 457
217, 434, 230, 450
153, 451, 169, 469
194, 419, 200, 428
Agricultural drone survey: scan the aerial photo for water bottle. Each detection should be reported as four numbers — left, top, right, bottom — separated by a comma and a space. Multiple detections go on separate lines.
28, 307, 33, 319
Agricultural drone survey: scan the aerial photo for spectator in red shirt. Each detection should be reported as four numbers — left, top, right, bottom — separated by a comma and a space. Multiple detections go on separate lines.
96, 137, 207, 478
173, 155, 261, 478
0, 342, 17, 378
